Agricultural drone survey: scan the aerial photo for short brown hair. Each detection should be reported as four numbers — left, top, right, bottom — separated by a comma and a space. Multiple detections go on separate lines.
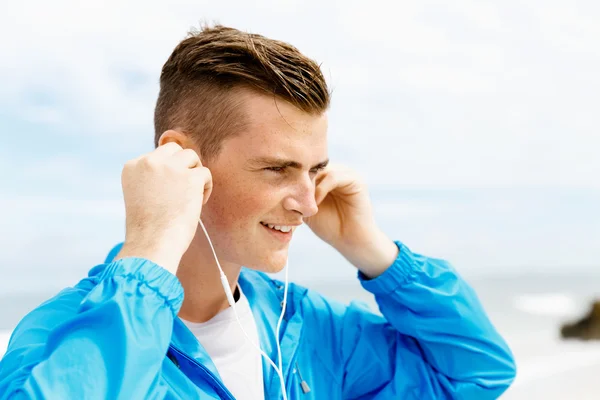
154, 24, 330, 160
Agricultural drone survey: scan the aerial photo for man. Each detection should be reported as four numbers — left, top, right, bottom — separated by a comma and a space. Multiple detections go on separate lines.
0, 25, 516, 399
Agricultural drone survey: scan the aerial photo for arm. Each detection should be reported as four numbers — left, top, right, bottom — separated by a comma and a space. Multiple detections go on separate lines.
338, 241, 516, 399
303, 164, 515, 398
0, 257, 183, 399
0, 141, 210, 399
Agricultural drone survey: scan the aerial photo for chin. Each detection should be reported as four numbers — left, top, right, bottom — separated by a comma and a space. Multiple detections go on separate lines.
243, 251, 289, 274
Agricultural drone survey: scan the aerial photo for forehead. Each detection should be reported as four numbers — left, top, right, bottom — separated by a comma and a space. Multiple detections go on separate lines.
230, 91, 328, 155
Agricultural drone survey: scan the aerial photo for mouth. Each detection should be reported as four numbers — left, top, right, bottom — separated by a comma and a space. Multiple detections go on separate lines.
259, 221, 297, 233
260, 221, 300, 242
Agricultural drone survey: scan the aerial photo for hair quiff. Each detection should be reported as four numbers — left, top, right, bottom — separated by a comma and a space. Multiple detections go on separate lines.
153, 24, 330, 160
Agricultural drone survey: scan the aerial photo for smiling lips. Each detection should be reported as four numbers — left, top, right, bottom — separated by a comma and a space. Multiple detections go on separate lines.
260, 221, 301, 233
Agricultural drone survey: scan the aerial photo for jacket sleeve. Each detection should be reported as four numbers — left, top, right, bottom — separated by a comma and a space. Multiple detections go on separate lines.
336, 241, 516, 399
0, 255, 184, 399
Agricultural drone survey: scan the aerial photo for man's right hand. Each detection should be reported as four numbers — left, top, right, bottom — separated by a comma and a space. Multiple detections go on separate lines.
115, 140, 213, 275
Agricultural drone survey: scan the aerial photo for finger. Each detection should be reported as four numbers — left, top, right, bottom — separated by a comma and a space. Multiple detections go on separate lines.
314, 172, 337, 205
171, 148, 201, 169
153, 141, 184, 158
192, 167, 213, 205
315, 170, 328, 185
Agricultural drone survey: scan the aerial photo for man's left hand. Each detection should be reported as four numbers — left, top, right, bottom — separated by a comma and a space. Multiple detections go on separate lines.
303, 164, 399, 278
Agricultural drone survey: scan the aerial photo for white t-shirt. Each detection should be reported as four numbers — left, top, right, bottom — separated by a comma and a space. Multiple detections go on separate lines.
182, 287, 265, 400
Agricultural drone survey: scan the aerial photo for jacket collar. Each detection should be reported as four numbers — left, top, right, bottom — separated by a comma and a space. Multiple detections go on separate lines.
238, 268, 308, 397
98, 243, 308, 393
169, 267, 308, 395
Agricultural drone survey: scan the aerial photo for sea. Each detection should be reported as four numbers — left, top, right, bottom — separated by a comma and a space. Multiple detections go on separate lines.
2, 270, 600, 399
1, 186, 598, 398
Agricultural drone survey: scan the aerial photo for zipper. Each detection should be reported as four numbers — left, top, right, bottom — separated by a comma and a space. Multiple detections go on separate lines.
169, 345, 236, 399
295, 361, 311, 394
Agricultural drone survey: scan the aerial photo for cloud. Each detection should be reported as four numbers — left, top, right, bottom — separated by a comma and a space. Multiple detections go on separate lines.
0, 196, 123, 220
2, 0, 598, 187
0, 1, 598, 294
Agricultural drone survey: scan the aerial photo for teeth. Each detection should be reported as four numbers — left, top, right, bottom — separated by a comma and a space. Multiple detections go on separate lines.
261, 222, 293, 233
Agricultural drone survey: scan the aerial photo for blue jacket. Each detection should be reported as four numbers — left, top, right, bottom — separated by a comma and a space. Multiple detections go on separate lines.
0, 241, 516, 399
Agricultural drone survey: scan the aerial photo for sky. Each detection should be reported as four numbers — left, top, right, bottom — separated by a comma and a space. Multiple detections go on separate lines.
0, 0, 598, 293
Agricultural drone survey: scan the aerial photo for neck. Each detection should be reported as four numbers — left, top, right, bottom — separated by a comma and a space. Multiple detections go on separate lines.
176, 227, 241, 323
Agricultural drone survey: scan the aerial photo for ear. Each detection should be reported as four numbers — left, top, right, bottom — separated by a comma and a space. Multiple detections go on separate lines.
157, 130, 190, 148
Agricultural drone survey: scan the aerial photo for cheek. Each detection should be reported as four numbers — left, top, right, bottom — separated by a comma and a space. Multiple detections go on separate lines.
205, 182, 276, 231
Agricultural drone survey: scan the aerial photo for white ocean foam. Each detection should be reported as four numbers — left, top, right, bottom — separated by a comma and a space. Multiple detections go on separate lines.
512, 293, 580, 317
510, 342, 600, 388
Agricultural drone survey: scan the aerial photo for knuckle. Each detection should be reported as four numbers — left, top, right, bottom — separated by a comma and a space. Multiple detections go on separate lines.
123, 160, 135, 172
183, 148, 199, 158
197, 167, 211, 182
192, 168, 212, 187
168, 142, 183, 150
122, 158, 141, 176
160, 142, 182, 153
142, 156, 162, 170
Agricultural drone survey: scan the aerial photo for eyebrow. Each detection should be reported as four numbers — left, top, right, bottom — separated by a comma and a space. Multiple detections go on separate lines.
249, 156, 329, 170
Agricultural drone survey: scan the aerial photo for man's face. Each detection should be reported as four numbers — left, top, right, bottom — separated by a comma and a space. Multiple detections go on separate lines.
200, 91, 329, 273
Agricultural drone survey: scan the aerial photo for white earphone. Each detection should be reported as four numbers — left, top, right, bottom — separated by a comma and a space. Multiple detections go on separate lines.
197, 218, 290, 400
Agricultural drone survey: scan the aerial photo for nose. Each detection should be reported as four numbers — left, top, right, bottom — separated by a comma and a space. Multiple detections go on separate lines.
283, 176, 319, 218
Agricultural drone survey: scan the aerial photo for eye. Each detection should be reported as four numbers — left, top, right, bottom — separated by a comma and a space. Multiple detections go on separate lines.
310, 166, 326, 175
265, 166, 286, 174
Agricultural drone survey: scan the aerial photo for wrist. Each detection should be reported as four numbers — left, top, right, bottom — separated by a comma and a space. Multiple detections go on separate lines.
115, 239, 182, 275
339, 228, 399, 279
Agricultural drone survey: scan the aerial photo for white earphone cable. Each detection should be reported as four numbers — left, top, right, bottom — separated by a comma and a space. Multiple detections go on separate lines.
275, 253, 289, 382
197, 218, 289, 400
